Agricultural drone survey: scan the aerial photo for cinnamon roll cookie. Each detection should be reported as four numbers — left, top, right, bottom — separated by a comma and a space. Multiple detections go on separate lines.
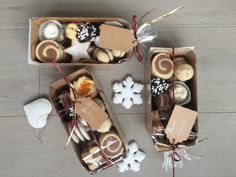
36, 40, 65, 62
151, 53, 174, 79
99, 132, 124, 158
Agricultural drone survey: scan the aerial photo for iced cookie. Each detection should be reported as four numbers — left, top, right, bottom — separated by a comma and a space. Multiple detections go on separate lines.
70, 76, 97, 100
36, 40, 65, 62
174, 57, 194, 81
151, 53, 174, 79
64, 40, 91, 63
170, 81, 191, 105
99, 132, 124, 158
39, 20, 64, 42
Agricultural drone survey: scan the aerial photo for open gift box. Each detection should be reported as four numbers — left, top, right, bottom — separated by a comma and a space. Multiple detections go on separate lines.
28, 17, 132, 65
49, 68, 127, 174
145, 47, 198, 151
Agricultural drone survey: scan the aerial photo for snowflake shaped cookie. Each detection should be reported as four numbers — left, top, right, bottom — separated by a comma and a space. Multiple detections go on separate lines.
113, 76, 144, 109
151, 77, 170, 96
118, 142, 145, 172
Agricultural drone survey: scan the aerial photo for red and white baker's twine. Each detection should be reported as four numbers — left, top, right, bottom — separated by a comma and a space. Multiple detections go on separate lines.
52, 60, 111, 167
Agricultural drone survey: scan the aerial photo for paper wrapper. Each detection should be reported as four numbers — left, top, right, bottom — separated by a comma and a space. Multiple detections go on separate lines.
49, 68, 127, 174
28, 17, 131, 66
144, 47, 198, 152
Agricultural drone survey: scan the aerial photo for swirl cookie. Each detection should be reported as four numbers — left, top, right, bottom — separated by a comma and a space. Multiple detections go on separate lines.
151, 53, 174, 79
36, 40, 65, 62
99, 132, 124, 158
174, 57, 194, 81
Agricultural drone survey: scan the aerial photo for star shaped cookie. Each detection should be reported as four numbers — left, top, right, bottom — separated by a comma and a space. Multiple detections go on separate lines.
64, 40, 91, 62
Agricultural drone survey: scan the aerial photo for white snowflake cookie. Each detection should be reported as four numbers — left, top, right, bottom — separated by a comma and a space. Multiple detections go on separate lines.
118, 142, 145, 172
112, 76, 144, 109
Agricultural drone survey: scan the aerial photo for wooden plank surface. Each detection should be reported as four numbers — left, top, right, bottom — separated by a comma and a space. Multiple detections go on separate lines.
0, 0, 236, 176
0, 113, 235, 177
0, 0, 236, 29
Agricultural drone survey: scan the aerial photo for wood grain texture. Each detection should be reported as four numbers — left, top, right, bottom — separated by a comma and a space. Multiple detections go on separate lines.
0, 0, 236, 176
39, 58, 145, 115
0, 0, 236, 29
0, 113, 235, 177
0, 30, 39, 116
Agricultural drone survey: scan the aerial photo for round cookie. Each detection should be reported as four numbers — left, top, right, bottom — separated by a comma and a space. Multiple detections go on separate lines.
151, 53, 174, 79
65, 23, 79, 40
174, 63, 194, 81
99, 132, 124, 158
170, 81, 191, 105
97, 119, 112, 133
39, 20, 64, 42
174, 57, 186, 65
70, 76, 97, 100
96, 49, 114, 63
112, 50, 125, 58
36, 40, 65, 62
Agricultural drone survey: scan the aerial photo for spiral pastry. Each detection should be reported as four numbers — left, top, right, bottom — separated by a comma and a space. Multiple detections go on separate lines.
151, 53, 174, 79
99, 132, 124, 158
36, 40, 64, 62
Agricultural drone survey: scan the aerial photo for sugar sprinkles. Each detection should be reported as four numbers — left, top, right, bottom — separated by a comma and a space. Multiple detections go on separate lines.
151, 77, 170, 96
76, 24, 99, 42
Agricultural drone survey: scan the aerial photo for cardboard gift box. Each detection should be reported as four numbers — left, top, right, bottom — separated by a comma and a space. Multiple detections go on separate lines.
28, 17, 132, 65
145, 47, 198, 151
49, 68, 127, 174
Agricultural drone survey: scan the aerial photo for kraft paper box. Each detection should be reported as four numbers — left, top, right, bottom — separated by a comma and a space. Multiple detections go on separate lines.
49, 68, 127, 174
28, 17, 131, 66
145, 47, 198, 151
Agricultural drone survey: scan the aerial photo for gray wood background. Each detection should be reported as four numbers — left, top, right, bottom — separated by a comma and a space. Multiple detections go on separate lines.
0, 0, 236, 177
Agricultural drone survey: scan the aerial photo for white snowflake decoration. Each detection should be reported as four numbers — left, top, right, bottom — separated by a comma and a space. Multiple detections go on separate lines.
118, 142, 145, 172
113, 76, 144, 109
